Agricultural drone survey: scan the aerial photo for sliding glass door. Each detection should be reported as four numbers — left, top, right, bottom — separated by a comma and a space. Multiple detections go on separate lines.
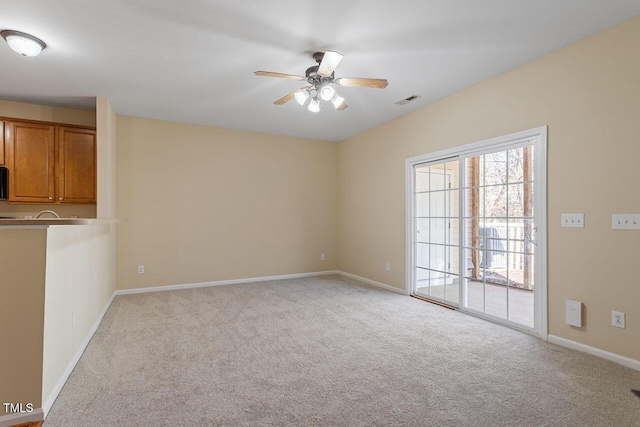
409, 128, 546, 335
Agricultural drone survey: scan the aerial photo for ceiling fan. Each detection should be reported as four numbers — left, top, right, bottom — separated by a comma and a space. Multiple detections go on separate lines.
254, 50, 388, 112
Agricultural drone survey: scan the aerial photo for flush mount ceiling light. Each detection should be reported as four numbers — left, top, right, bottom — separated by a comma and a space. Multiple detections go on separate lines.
1, 30, 46, 57
255, 50, 388, 113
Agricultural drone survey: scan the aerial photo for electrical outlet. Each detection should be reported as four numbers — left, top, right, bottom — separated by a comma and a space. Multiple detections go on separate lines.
612, 311, 625, 328
137, 265, 145, 274
385, 263, 390, 272
320, 254, 325, 261
561, 213, 584, 228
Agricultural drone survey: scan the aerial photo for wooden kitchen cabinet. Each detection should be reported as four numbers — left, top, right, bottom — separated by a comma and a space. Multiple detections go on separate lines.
6, 121, 56, 203
0, 121, 5, 165
5, 120, 96, 204
56, 127, 96, 203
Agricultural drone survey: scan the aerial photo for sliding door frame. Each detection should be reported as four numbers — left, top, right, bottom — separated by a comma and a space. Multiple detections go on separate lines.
405, 126, 548, 339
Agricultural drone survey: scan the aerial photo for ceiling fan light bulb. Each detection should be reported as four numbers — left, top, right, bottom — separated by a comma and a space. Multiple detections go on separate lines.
1, 30, 46, 57
331, 94, 345, 109
294, 90, 309, 106
320, 85, 335, 101
308, 97, 320, 113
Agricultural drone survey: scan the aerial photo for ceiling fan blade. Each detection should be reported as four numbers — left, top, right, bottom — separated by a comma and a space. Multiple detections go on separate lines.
336, 100, 348, 111
336, 77, 388, 89
274, 86, 310, 105
318, 50, 343, 77
254, 71, 306, 81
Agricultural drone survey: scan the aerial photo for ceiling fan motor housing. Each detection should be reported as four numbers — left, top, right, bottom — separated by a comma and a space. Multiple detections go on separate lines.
306, 51, 336, 84
305, 65, 334, 85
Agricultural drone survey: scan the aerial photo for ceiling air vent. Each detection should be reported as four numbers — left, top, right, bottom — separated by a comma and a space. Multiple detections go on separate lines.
395, 95, 421, 105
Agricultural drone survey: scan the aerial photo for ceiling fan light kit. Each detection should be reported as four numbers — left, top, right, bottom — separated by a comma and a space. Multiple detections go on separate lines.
320, 85, 335, 101
1, 29, 46, 56
308, 97, 320, 113
255, 50, 388, 113
331, 93, 345, 109
295, 89, 310, 106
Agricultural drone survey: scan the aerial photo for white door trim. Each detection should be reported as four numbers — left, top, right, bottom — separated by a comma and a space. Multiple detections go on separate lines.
405, 126, 548, 339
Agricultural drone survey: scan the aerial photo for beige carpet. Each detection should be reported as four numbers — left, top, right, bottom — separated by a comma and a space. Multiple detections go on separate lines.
45, 275, 640, 426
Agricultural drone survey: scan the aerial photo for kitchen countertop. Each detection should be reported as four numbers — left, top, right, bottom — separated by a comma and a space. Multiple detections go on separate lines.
0, 218, 123, 228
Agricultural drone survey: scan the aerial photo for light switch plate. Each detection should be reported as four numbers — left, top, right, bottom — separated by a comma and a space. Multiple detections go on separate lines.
561, 213, 584, 228
612, 214, 640, 230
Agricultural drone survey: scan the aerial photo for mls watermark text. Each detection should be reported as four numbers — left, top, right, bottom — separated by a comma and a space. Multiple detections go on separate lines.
3, 402, 34, 413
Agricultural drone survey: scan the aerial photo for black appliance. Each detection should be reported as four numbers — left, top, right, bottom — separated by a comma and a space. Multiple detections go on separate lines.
0, 166, 7, 200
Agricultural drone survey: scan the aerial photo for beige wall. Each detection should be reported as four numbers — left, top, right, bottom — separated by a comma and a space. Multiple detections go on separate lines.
0, 229, 47, 415
338, 17, 640, 360
0, 99, 96, 127
0, 99, 97, 219
42, 224, 116, 411
116, 116, 338, 290
96, 98, 117, 219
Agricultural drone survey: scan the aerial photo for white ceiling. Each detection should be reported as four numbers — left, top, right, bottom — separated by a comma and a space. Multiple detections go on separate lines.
1, 1, 639, 142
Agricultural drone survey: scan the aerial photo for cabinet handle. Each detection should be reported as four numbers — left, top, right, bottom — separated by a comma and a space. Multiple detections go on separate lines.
59, 197, 64, 201
49, 197, 53, 200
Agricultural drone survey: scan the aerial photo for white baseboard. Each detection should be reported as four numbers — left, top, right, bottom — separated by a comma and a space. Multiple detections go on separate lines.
336, 271, 407, 295
115, 270, 340, 295
115, 269, 406, 297
548, 334, 640, 372
41, 292, 117, 418
0, 407, 44, 427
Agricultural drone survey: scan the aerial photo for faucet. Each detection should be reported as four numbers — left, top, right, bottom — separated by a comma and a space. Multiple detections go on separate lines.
35, 210, 61, 219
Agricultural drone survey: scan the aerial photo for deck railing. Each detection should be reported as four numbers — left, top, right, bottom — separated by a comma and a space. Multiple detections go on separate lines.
482, 221, 529, 270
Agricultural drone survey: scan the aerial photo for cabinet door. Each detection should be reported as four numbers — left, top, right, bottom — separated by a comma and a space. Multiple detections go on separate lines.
0, 121, 5, 165
6, 122, 55, 203
56, 127, 96, 203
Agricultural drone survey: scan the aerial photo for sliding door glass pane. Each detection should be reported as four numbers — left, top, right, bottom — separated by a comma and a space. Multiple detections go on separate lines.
461, 143, 536, 329
414, 159, 460, 306
416, 193, 429, 217
415, 166, 430, 192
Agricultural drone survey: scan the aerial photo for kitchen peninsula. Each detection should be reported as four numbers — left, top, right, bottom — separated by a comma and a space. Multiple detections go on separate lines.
1, 220, 119, 423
